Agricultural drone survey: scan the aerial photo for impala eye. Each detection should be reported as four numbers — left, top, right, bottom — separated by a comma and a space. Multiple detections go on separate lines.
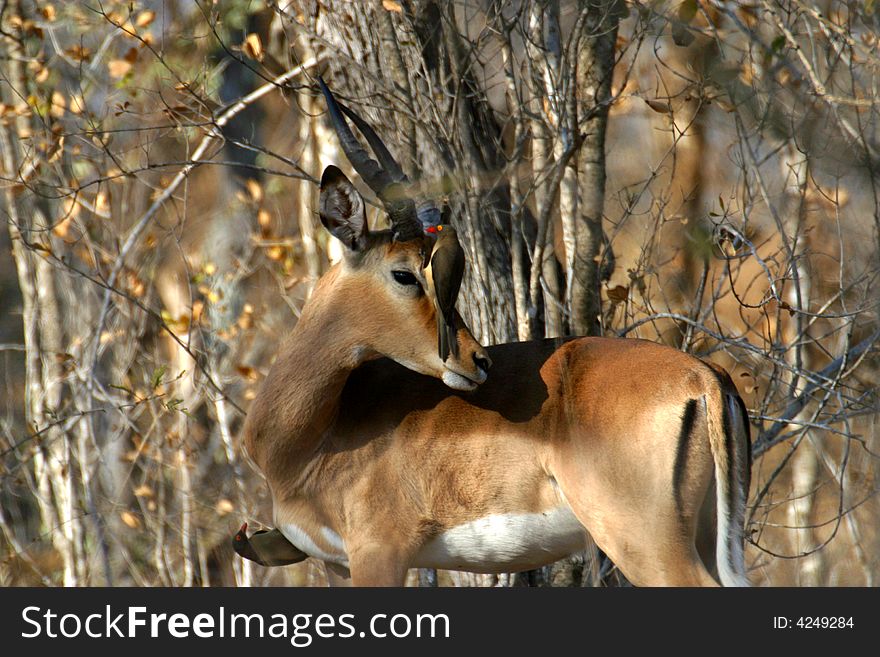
392, 270, 419, 287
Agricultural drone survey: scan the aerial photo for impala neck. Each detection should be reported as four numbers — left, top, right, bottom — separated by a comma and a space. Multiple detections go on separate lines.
247, 267, 368, 477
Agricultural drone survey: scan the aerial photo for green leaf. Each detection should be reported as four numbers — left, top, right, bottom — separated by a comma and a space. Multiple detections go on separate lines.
151, 365, 167, 389
165, 398, 194, 419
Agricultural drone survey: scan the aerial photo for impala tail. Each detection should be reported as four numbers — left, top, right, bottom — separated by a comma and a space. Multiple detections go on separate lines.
705, 367, 752, 587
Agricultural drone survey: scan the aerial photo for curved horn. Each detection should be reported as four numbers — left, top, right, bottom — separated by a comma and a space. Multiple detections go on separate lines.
340, 104, 444, 234
318, 77, 392, 196
338, 103, 407, 184
318, 77, 424, 241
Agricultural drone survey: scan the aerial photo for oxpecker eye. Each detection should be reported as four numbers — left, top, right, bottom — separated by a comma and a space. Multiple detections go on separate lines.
392, 270, 419, 287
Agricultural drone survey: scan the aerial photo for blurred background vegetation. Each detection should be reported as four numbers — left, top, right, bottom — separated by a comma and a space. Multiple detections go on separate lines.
1, 0, 878, 586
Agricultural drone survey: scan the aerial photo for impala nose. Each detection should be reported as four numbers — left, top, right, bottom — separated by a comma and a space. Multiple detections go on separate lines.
473, 353, 492, 375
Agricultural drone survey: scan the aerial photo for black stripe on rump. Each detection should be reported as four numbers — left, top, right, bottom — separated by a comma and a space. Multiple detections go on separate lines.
672, 398, 699, 513
722, 393, 735, 516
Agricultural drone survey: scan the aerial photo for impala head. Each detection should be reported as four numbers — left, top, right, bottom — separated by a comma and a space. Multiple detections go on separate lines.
316, 79, 491, 391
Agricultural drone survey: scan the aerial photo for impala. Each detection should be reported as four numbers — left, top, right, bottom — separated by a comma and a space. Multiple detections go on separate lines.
238, 79, 752, 586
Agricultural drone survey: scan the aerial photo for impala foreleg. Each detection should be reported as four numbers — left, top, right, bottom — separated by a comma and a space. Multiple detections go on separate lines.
347, 542, 411, 587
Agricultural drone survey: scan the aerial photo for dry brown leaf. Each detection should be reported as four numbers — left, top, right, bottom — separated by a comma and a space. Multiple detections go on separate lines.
135, 10, 156, 28
133, 484, 153, 498
736, 4, 758, 28
712, 97, 736, 113
236, 365, 258, 381
49, 91, 65, 118
120, 511, 141, 529
215, 499, 235, 516
382, 0, 403, 12
52, 214, 73, 239
127, 273, 145, 298
117, 21, 136, 37
257, 208, 272, 229
542, 96, 556, 126
69, 94, 85, 114
191, 300, 204, 323
243, 33, 264, 62
66, 45, 92, 62
606, 285, 629, 304
20, 19, 43, 38
95, 190, 111, 215
108, 59, 132, 78
238, 304, 254, 330
644, 98, 672, 114
245, 178, 263, 203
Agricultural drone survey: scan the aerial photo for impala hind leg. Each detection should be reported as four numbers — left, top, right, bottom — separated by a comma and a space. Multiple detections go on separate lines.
553, 467, 719, 586
575, 510, 719, 587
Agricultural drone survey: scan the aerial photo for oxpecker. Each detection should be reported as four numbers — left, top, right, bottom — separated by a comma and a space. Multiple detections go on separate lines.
232, 523, 308, 567
425, 224, 465, 362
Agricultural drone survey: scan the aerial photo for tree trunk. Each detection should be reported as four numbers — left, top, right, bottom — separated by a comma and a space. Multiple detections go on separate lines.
572, 0, 621, 336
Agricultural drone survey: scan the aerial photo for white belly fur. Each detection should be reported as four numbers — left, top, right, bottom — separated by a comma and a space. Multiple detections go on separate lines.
413, 506, 588, 573
276, 506, 588, 573
278, 522, 350, 568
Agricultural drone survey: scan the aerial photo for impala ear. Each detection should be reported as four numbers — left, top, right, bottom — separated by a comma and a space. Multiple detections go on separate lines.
319, 165, 368, 251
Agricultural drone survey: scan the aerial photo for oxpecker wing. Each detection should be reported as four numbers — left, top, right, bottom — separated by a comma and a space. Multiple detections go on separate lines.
427, 225, 465, 361
232, 522, 308, 567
